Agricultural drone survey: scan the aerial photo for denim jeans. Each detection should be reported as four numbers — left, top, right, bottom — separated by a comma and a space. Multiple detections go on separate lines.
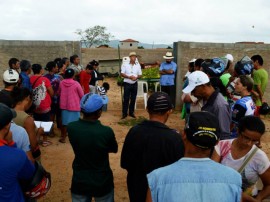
122, 82, 138, 116
71, 189, 114, 202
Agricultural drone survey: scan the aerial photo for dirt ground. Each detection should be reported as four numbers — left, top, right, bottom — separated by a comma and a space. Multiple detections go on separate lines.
39, 78, 270, 202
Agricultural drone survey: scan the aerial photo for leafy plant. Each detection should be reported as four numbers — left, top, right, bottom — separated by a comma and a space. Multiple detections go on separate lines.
117, 75, 124, 86
142, 67, 160, 79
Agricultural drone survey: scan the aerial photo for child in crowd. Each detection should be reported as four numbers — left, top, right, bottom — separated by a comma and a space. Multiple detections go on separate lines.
79, 63, 93, 94
97, 82, 110, 111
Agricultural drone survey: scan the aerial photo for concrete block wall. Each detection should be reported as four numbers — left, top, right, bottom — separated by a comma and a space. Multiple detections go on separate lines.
174, 41, 270, 110
0, 40, 80, 80
2, 40, 270, 110
81, 48, 169, 67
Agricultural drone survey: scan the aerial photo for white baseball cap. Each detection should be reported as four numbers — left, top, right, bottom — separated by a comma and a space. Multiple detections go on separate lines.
225, 54, 234, 62
3, 69, 19, 83
182, 71, 210, 93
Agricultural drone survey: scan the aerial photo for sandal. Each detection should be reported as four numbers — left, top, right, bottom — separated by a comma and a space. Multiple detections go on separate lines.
41, 140, 52, 147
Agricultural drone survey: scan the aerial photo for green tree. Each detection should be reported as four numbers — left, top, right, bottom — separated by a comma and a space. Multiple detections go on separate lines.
75, 25, 114, 48
138, 46, 144, 49
167, 46, 172, 49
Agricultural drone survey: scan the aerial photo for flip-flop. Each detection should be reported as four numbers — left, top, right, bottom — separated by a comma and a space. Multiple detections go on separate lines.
41, 140, 52, 147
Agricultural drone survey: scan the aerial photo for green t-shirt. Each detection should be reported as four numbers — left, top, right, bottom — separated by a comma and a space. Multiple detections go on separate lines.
67, 119, 118, 196
253, 68, 268, 106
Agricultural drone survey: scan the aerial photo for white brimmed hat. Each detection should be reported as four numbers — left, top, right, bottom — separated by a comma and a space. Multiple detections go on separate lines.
182, 71, 210, 93
163, 52, 174, 59
129, 52, 137, 57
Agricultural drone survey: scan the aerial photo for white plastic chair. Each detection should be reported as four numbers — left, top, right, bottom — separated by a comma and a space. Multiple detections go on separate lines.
135, 81, 148, 109
154, 82, 161, 92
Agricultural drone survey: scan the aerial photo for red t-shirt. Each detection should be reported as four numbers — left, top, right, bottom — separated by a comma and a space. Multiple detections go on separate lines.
79, 70, 92, 94
30, 75, 52, 113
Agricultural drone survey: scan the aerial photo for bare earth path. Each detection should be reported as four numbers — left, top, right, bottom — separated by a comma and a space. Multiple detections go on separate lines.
39, 78, 270, 202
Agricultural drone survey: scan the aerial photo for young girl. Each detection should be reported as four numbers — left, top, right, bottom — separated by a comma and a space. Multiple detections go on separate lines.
59, 68, 84, 143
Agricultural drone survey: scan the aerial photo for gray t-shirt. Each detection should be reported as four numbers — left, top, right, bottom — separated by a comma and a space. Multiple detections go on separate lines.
202, 90, 231, 140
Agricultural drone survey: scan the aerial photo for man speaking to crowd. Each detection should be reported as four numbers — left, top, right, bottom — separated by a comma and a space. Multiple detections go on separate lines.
121, 52, 142, 119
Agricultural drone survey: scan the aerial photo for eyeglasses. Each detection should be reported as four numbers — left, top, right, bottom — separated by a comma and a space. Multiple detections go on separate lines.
240, 132, 260, 144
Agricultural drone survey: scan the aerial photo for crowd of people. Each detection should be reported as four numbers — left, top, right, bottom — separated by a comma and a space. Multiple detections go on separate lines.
0, 55, 110, 201
0, 51, 270, 202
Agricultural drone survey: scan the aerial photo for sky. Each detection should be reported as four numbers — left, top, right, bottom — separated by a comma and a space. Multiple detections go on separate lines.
0, 0, 270, 44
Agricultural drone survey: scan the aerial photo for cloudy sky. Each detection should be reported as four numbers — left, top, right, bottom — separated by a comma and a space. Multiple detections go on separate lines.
1, 0, 269, 44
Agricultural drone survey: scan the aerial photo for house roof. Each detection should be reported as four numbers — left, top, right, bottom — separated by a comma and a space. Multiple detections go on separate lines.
120, 38, 139, 42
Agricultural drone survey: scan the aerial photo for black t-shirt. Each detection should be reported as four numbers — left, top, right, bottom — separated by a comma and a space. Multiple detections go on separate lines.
121, 120, 184, 202
0, 90, 14, 108
89, 70, 103, 86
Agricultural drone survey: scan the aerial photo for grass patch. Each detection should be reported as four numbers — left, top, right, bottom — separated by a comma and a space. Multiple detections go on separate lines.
118, 116, 147, 127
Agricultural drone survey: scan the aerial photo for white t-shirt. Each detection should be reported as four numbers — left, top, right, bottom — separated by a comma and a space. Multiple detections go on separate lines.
215, 139, 270, 190
121, 62, 142, 84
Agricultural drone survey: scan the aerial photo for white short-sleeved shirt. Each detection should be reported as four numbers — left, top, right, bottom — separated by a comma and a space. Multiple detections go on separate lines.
121, 62, 142, 84
10, 122, 31, 152
215, 139, 270, 190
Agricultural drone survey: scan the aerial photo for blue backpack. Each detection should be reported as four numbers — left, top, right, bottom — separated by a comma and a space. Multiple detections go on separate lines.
202, 57, 226, 77
234, 56, 254, 76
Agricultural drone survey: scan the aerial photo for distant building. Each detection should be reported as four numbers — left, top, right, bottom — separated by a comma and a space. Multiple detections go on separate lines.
236, 41, 264, 44
120, 39, 139, 49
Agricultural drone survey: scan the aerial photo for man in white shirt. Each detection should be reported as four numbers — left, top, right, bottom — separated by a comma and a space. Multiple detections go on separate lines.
121, 52, 142, 119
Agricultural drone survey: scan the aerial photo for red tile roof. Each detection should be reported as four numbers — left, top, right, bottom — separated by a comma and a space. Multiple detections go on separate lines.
120, 39, 139, 42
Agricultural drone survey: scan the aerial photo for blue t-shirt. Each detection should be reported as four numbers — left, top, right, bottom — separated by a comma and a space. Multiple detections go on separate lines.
20, 72, 32, 91
44, 73, 61, 104
0, 145, 35, 202
159, 61, 177, 86
147, 158, 242, 202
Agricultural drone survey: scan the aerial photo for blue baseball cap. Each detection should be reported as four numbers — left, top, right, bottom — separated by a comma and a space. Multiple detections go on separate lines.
80, 93, 103, 113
